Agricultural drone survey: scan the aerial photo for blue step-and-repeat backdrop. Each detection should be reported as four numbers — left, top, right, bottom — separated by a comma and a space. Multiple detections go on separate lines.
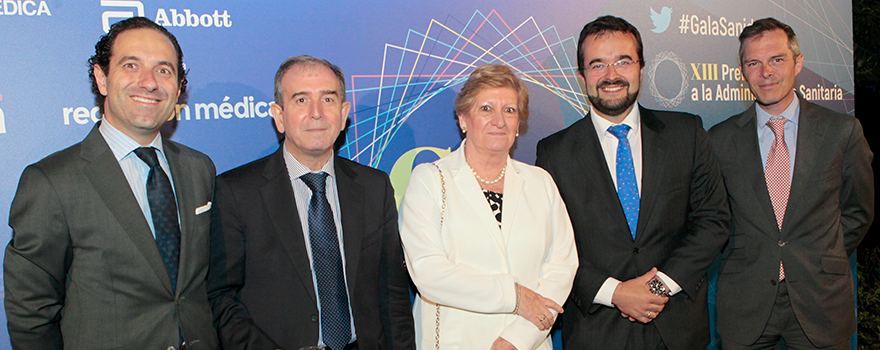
0, 1, 856, 348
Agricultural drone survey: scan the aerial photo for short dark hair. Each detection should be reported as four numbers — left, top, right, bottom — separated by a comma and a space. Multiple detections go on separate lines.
274, 55, 347, 106
576, 15, 645, 76
738, 17, 800, 63
88, 17, 187, 114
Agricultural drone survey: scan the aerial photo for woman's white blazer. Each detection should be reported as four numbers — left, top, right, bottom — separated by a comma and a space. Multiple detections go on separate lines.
399, 143, 578, 350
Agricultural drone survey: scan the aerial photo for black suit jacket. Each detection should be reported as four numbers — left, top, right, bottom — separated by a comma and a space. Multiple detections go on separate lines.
207, 147, 415, 350
536, 107, 730, 350
709, 98, 873, 348
4, 123, 218, 350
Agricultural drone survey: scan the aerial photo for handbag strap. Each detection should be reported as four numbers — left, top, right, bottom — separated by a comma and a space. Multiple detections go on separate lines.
430, 162, 447, 228
429, 162, 446, 350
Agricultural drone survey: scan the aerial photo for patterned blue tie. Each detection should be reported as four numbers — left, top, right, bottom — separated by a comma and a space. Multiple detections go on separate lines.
608, 125, 640, 239
133, 147, 181, 291
300, 172, 351, 350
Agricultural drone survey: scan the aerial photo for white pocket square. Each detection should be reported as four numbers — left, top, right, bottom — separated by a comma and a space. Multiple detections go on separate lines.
195, 202, 212, 215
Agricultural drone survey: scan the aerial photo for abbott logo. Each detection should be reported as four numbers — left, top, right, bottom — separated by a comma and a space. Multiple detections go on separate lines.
101, 0, 143, 33
0, 107, 6, 134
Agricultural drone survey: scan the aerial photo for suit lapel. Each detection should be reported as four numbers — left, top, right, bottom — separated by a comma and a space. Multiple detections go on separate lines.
80, 124, 175, 294
335, 159, 364, 293
165, 140, 193, 294
500, 157, 523, 245
449, 146, 507, 254
636, 108, 667, 242
574, 114, 631, 240
260, 148, 317, 303
784, 100, 823, 232
734, 105, 780, 234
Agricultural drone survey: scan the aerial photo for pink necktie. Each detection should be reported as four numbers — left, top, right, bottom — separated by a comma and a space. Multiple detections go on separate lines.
765, 118, 790, 281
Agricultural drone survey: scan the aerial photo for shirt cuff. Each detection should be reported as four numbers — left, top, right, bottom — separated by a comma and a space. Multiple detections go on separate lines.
655, 271, 682, 296
593, 277, 621, 307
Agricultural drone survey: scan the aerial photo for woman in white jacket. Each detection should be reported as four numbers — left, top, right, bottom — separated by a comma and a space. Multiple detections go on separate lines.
398, 64, 578, 350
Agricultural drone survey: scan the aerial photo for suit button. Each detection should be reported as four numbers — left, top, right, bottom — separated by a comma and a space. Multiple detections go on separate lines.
311, 315, 319, 323
633, 248, 640, 255
778, 240, 787, 247
770, 280, 777, 286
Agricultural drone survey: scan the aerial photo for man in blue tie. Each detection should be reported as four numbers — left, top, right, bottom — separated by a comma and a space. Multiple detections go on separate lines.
536, 15, 730, 350
207, 56, 415, 350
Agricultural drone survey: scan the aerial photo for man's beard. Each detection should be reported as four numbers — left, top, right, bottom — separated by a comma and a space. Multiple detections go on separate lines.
588, 79, 639, 117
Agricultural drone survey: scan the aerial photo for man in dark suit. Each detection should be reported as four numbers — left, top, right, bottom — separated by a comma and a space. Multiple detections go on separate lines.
710, 18, 873, 350
4, 17, 218, 349
207, 56, 415, 350
535, 15, 730, 350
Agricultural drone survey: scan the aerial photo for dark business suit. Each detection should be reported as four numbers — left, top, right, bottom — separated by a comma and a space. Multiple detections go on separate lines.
710, 98, 873, 348
4, 123, 219, 350
536, 106, 730, 350
207, 147, 415, 350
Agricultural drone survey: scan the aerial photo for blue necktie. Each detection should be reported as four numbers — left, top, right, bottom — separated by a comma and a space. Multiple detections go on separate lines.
133, 147, 181, 291
300, 172, 351, 350
608, 125, 640, 239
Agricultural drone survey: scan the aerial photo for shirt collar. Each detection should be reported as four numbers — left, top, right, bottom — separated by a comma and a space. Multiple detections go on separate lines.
282, 144, 336, 180
99, 120, 164, 161
591, 103, 641, 135
756, 92, 800, 126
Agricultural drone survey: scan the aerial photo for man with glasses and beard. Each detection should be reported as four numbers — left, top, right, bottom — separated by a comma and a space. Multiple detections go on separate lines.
536, 15, 730, 350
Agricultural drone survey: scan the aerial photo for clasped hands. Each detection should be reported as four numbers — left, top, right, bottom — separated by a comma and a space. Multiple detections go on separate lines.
611, 267, 669, 324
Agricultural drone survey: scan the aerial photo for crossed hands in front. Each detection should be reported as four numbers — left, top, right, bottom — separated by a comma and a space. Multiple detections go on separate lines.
611, 267, 669, 324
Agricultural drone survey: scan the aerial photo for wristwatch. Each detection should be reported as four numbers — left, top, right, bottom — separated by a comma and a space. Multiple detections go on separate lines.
647, 276, 671, 296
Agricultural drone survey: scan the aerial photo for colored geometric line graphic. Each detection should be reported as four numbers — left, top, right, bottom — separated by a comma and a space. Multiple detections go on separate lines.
338, 10, 586, 167
767, 0, 854, 113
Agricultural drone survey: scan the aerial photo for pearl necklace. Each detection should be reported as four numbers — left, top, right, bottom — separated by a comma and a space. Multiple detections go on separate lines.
472, 165, 506, 185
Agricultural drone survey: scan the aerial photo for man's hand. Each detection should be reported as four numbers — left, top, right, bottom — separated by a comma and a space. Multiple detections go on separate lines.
490, 337, 518, 350
516, 284, 562, 331
611, 267, 669, 323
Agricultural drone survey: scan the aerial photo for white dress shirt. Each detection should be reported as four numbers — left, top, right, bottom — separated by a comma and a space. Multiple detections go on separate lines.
590, 104, 643, 194
588, 104, 683, 307
99, 120, 176, 238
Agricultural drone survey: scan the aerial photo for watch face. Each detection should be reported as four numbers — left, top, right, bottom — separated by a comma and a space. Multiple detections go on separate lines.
648, 277, 669, 296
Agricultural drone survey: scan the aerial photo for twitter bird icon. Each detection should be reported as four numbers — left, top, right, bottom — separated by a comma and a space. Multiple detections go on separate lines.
651, 7, 672, 33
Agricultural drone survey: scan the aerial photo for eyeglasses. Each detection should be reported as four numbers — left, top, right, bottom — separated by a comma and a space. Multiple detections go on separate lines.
583, 60, 641, 74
